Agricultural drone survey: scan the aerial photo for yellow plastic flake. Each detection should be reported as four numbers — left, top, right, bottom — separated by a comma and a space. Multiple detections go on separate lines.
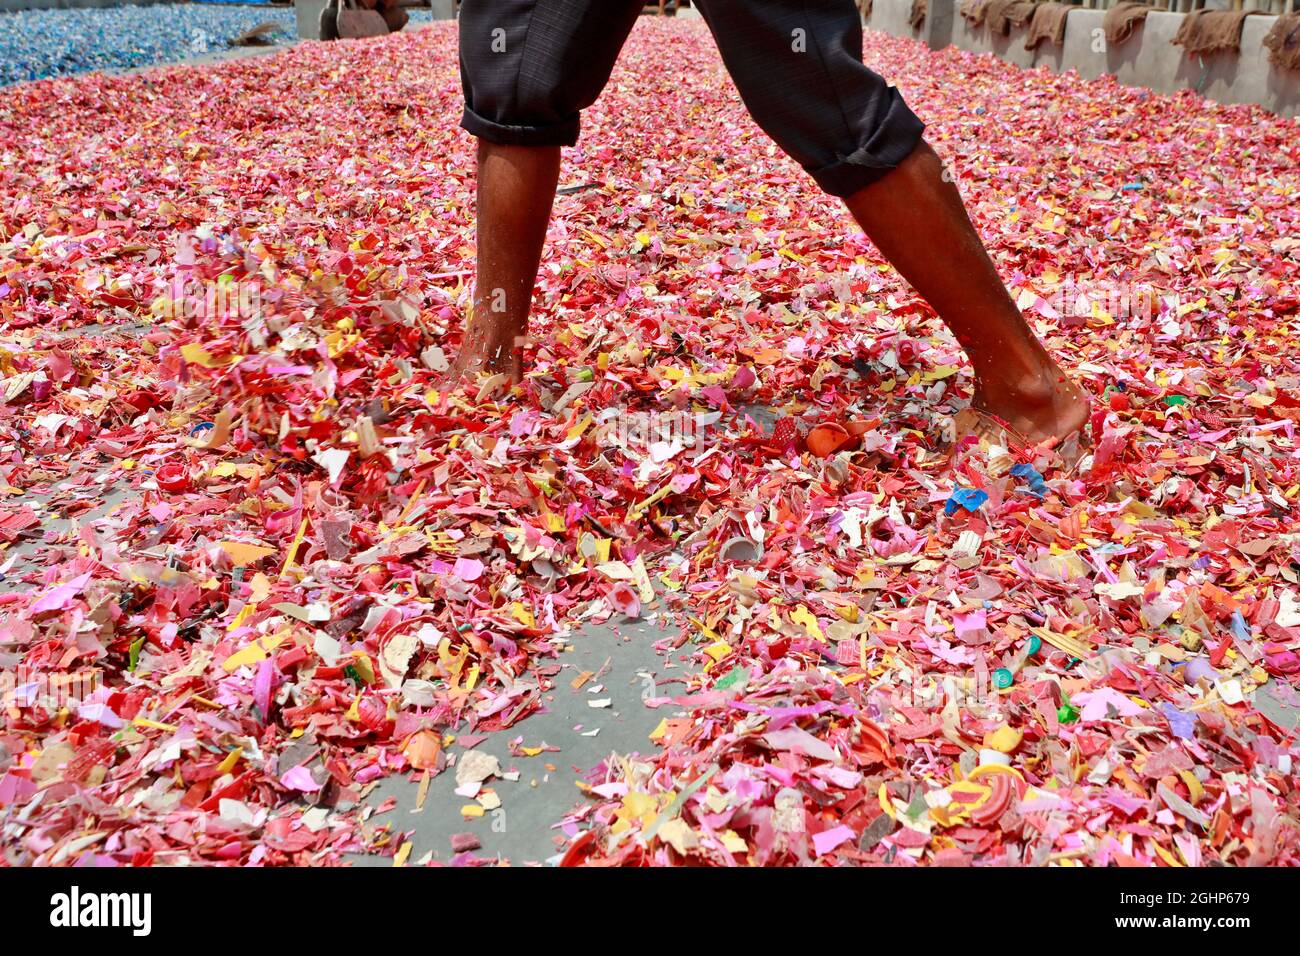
790, 605, 826, 642
179, 343, 240, 368
627, 554, 656, 603
921, 364, 960, 382
226, 602, 258, 634
702, 641, 733, 666
566, 414, 593, 442
1178, 769, 1204, 804
221, 632, 286, 672
325, 329, 360, 359
1152, 842, 1183, 867
279, 516, 310, 578
719, 830, 748, 853
219, 541, 277, 566
656, 818, 699, 854
132, 718, 178, 733
392, 478, 426, 527
690, 617, 721, 642
629, 484, 672, 520
223, 634, 284, 671
216, 748, 244, 774
460, 805, 485, 818
611, 791, 660, 834
984, 726, 1023, 754
967, 763, 1025, 783
392, 841, 413, 867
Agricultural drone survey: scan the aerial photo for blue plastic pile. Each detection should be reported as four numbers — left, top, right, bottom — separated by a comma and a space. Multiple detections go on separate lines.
1, 4, 291, 86
1, 5, 440, 86
0, 4, 301, 85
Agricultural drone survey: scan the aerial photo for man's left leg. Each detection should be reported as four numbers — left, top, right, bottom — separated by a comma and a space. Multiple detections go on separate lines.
839, 139, 1089, 447
452, 0, 645, 385
694, 0, 1088, 447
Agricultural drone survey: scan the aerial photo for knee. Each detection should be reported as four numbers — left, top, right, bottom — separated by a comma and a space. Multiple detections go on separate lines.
459, 18, 582, 146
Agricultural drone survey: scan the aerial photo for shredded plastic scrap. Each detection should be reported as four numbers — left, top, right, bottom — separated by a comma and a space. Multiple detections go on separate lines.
0, 20, 1297, 867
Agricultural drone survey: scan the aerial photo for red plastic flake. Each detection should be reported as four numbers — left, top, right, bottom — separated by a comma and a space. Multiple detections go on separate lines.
0, 19, 1296, 869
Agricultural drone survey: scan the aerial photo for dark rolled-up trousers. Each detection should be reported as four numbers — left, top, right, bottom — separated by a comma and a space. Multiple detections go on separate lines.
458, 0, 925, 197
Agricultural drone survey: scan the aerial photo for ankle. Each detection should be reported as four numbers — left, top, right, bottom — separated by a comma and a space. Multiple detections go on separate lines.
974, 356, 1065, 410
463, 318, 523, 350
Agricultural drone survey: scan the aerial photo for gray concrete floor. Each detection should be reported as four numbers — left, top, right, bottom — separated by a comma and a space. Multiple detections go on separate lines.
344, 615, 681, 866
0, 479, 134, 589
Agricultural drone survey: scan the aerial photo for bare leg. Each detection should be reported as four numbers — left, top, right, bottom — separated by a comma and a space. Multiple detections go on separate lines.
448, 140, 562, 385
844, 140, 1089, 446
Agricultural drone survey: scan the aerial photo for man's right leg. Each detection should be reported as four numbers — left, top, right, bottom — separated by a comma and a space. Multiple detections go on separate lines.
450, 140, 561, 383
451, 0, 644, 386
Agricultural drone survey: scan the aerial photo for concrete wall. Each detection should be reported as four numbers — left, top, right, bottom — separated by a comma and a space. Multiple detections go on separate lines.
294, 0, 453, 39
294, 0, 328, 39
871, 0, 921, 38
868, 0, 1299, 118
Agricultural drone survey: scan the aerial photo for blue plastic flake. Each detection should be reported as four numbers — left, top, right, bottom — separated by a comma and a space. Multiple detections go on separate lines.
943, 486, 989, 516
1230, 610, 1251, 641
1010, 462, 1047, 498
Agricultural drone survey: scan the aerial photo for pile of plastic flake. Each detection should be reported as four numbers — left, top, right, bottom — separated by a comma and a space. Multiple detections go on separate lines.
0, 4, 304, 88
1, 19, 1298, 867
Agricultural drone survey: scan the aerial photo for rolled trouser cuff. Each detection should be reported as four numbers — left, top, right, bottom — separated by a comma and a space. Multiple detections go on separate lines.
809, 89, 927, 197
459, 105, 581, 148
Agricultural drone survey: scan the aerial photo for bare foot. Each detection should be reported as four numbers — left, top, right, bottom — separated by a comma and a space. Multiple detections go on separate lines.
970, 365, 1090, 448
444, 328, 524, 392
